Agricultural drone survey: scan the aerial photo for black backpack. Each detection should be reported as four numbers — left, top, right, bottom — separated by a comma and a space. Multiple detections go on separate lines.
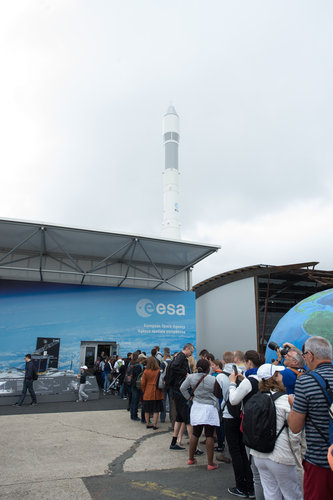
164, 358, 176, 388
242, 391, 287, 452
124, 364, 133, 385
223, 374, 259, 419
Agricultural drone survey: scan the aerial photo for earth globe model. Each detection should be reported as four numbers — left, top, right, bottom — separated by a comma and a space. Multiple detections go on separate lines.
265, 288, 333, 362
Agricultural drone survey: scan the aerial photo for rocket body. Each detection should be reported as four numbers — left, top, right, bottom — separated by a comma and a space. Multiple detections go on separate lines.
162, 106, 181, 239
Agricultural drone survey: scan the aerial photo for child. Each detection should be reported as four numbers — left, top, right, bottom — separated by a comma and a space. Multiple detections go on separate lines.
77, 365, 88, 402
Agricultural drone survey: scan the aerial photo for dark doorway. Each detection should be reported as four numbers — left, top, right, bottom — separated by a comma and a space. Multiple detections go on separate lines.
97, 345, 111, 358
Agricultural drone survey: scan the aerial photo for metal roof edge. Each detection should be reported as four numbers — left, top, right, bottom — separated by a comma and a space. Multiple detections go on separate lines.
0, 217, 220, 251
193, 261, 322, 298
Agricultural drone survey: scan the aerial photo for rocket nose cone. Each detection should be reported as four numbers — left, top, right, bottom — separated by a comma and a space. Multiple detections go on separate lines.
165, 105, 178, 116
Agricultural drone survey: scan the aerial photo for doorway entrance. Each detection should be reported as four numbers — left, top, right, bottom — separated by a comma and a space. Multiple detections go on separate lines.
80, 341, 119, 372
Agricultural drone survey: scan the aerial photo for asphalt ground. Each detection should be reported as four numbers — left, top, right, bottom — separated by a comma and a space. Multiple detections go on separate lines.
83, 467, 235, 500
0, 391, 128, 415
0, 392, 237, 500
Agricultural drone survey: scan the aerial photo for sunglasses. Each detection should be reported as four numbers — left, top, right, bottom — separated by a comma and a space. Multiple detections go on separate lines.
301, 345, 313, 358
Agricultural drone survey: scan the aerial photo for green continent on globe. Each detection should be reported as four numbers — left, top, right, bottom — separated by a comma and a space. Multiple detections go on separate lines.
295, 289, 332, 313
303, 311, 333, 346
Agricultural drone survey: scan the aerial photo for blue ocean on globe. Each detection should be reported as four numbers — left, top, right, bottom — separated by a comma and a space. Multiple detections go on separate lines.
265, 288, 333, 362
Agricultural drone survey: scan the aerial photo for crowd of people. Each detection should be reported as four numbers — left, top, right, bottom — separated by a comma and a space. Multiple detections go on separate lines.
17, 336, 332, 500
99, 337, 332, 500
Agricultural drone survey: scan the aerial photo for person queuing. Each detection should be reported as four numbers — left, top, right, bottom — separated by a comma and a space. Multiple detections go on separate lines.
160, 348, 172, 424
288, 336, 333, 500
141, 356, 164, 429
228, 350, 265, 500
211, 359, 230, 463
103, 357, 112, 394
129, 352, 142, 421
180, 358, 222, 470
168, 343, 195, 450
216, 351, 254, 498
248, 363, 303, 500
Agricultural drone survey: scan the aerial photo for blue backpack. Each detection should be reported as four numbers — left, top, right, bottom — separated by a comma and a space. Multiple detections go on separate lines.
307, 372, 333, 446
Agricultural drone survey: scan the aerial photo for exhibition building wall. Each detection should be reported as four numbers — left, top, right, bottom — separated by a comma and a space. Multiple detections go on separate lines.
0, 279, 196, 371
196, 277, 257, 357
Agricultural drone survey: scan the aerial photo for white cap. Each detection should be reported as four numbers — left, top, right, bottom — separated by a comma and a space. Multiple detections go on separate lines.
257, 363, 285, 381
81, 365, 88, 370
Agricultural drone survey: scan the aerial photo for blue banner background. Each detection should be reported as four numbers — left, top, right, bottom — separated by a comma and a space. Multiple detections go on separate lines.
0, 280, 196, 370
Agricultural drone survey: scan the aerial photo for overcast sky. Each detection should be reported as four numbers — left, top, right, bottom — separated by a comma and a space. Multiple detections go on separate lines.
1, 1, 332, 285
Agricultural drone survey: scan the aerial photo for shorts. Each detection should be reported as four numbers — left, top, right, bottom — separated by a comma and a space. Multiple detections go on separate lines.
173, 391, 190, 424
192, 424, 215, 438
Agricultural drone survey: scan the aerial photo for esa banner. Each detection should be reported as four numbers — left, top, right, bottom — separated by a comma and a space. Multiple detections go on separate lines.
0, 280, 195, 370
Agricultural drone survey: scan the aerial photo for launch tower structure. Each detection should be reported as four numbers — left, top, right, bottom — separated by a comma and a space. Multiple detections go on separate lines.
162, 105, 181, 240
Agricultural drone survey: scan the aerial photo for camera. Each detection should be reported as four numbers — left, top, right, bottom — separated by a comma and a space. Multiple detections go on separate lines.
268, 341, 291, 357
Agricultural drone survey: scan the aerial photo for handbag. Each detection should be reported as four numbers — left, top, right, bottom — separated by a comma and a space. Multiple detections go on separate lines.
189, 374, 207, 402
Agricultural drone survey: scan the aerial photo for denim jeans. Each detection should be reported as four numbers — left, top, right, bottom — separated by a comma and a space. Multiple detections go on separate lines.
130, 386, 140, 419
18, 379, 37, 405
119, 383, 128, 398
104, 375, 110, 392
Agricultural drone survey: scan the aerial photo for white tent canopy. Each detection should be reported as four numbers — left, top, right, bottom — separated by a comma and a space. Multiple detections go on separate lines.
0, 218, 220, 291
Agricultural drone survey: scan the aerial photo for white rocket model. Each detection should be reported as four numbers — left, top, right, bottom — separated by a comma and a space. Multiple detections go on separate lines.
162, 105, 181, 239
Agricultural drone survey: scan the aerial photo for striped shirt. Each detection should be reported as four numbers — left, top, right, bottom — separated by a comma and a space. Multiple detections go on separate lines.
293, 362, 333, 468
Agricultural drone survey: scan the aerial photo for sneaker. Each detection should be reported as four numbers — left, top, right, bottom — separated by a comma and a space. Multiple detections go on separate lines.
227, 487, 247, 498
170, 444, 185, 450
214, 446, 224, 452
12, 403, 19, 406
194, 448, 204, 456
30, 402, 37, 406
247, 491, 255, 499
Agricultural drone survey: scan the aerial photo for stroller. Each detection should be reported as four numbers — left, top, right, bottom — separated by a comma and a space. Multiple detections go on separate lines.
109, 371, 121, 395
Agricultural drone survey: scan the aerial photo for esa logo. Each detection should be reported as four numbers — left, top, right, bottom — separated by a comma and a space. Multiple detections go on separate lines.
136, 298, 185, 318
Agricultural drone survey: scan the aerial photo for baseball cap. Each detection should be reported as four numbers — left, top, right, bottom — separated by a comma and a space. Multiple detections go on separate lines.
257, 363, 285, 381
81, 365, 88, 370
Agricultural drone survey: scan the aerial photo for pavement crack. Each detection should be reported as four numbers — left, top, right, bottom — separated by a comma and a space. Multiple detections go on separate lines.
106, 430, 169, 475
58, 420, 136, 442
